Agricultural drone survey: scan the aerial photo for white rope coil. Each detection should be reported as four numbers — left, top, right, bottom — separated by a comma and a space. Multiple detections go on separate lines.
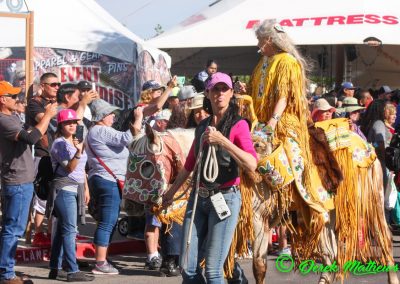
202, 126, 219, 183
183, 126, 220, 269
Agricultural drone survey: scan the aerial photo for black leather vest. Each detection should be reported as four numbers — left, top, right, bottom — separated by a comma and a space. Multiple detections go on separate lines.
194, 116, 244, 189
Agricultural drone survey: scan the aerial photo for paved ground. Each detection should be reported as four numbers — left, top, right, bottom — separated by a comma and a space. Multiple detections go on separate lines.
14, 237, 400, 284
8, 211, 400, 283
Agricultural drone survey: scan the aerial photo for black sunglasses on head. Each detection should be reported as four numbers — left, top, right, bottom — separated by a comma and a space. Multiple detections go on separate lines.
44, 82, 61, 88
3, 94, 18, 100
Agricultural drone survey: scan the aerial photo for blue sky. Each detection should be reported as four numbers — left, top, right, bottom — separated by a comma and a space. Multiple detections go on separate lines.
96, 0, 214, 40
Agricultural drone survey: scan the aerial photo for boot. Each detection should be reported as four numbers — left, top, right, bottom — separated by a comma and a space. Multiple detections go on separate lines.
227, 262, 248, 284
160, 256, 180, 277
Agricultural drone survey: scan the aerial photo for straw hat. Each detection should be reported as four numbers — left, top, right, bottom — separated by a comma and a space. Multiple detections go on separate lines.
311, 98, 336, 117
337, 97, 365, 113
188, 94, 205, 110
340, 97, 365, 113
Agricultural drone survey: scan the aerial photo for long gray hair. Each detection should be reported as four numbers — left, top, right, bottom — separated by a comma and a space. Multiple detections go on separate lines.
255, 20, 310, 86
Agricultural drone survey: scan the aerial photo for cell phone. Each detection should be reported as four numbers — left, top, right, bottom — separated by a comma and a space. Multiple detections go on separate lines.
176, 76, 185, 86
74, 125, 84, 142
210, 192, 231, 220
92, 82, 96, 91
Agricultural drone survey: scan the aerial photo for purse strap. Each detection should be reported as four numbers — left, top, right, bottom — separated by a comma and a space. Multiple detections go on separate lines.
87, 138, 118, 181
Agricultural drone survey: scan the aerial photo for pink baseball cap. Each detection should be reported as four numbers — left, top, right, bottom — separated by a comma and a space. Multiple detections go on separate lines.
57, 109, 79, 124
206, 72, 233, 91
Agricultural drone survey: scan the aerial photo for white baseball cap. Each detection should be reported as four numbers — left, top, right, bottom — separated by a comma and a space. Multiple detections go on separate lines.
154, 109, 171, 121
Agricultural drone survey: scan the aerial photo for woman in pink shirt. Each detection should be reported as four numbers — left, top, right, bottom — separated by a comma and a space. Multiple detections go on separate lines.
163, 72, 257, 284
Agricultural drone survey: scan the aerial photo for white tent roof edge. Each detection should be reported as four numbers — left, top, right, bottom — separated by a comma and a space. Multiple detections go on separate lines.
0, 0, 171, 67
147, 0, 400, 48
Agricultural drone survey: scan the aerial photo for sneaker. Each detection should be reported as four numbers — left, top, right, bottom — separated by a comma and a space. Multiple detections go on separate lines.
0, 275, 33, 284
48, 269, 68, 280
278, 247, 291, 256
148, 256, 162, 270
67, 271, 94, 282
91, 262, 119, 275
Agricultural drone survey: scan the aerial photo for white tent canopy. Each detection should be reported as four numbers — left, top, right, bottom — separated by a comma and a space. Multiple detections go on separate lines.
0, 0, 171, 67
147, 0, 400, 88
149, 0, 400, 48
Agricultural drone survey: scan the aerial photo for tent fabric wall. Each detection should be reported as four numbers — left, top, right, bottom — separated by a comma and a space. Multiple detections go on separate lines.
0, 0, 173, 105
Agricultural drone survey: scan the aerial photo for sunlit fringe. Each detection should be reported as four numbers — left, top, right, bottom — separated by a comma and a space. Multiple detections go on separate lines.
223, 171, 255, 278
290, 198, 326, 265
153, 179, 191, 232
333, 150, 393, 280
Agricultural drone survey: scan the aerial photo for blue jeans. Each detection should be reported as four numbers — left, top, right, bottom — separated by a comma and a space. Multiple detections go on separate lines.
89, 175, 121, 247
0, 183, 34, 280
49, 189, 79, 273
181, 187, 242, 284
161, 222, 182, 257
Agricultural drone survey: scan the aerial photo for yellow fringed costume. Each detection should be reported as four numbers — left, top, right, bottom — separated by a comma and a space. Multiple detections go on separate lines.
250, 53, 334, 261
315, 119, 394, 278
248, 52, 394, 280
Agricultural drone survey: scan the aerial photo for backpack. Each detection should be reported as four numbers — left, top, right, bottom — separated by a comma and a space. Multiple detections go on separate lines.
33, 156, 58, 200
386, 132, 400, 172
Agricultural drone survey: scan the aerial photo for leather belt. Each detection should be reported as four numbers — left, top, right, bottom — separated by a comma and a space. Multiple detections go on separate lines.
198, 185, 238, 198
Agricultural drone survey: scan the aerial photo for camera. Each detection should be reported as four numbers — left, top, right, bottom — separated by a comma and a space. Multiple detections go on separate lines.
77, 80, 92, 92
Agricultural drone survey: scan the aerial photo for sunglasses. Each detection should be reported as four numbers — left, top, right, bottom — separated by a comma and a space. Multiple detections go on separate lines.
3, 94, 18, 100
44, 82, 61, 88
211, 85, 230, 92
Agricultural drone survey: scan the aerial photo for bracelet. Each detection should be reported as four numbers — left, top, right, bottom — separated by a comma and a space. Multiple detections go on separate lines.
74, 155, 81, 159
272, 113, 281, 121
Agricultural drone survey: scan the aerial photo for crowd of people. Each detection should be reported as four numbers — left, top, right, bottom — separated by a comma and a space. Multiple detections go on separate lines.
0, 19, 399, 284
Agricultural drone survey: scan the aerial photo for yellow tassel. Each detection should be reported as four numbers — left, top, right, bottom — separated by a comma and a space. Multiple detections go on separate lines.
290, 190, 326, 263
152, 180, 191, 227
333, 149, 393, 279
223, 171, 255, 278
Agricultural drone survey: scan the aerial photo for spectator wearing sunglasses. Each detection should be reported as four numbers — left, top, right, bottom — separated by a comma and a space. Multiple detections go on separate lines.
26, 75, 98, 247
26, 72, 60, 157
0, 81, 58, 284
14, 98, 26, 124
26, 72, 61, 246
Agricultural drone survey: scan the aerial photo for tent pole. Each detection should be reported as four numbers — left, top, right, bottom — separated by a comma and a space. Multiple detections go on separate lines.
25, 11, 34, 102
0, 12, 26, 18
335, 45, 344, 87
